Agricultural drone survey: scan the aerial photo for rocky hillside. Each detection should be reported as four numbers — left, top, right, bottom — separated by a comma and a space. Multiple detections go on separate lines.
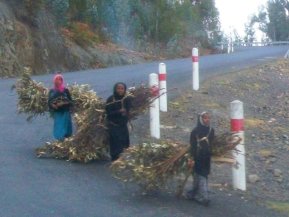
0, 1, 148, 78
0, 0, 222, 78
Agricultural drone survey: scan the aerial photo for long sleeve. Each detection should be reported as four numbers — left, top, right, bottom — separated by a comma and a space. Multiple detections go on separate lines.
105, 96, 121, 116
65, 89, 72, 102
123, 96, 132, 117
208, 128, 215, 153
190, 130, 198, 158
48, 89, 72, 112
105, 95, 131, 125
48, 89, 56, 111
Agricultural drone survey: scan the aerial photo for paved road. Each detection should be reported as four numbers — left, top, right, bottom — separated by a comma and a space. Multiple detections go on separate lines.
0, 46, 288, 217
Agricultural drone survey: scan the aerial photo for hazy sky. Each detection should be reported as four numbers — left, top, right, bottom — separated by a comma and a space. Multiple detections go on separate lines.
215, 0, 266, 38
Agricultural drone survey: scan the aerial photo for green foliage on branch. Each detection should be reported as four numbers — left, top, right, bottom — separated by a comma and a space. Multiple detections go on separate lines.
251, 0, 289, 41
45, 0, 69, 25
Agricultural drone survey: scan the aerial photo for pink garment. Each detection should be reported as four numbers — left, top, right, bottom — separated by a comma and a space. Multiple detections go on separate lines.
53, 74, 65, 93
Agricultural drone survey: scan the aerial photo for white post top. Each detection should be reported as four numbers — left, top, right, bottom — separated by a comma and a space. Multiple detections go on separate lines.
230, 100, 244, 119
231, 100, 243, 104
159, 63, 166, 74
192, 48, 198, 56
149, 73, 158, 86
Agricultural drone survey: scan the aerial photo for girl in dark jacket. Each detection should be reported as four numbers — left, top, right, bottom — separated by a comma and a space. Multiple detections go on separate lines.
105, 82, 131, 161
48, 74, 73, 141
186, 111, 215, 206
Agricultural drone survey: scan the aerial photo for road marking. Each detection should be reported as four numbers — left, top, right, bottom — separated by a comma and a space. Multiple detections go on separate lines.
256, 57, 277, 61
284, 50, 289, 58
264, 56, 276, 59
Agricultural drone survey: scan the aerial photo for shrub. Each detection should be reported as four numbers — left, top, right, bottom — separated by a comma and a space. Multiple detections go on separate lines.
45, 0, 69, 26
62, 22, 100, 46
24, 0, 45, 17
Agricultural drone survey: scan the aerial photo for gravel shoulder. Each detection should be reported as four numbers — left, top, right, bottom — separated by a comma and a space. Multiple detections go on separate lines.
131, 58, 289, 216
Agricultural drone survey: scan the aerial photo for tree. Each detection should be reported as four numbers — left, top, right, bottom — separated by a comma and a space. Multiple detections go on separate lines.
46, 0, 69, 25
233, 29, 243, 44
254, 0, 289, 41
42, 0, 222, 52
244, 19, 256, 45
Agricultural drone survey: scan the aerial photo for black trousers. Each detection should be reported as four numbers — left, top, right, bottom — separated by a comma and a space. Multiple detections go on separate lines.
108, 124, 130, 161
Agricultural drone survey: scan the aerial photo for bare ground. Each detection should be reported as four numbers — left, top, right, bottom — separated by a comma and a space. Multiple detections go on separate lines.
130, 58, 289, 214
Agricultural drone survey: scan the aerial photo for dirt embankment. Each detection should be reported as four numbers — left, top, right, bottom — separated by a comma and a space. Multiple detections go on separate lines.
0, 1, 219, 79
131, 59, 289, 208
0, 1, 151, 78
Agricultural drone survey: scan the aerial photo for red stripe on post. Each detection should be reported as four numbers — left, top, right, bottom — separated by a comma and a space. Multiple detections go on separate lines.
192, 56, 199, 62
159, 74, 166, 81
231, 119, 244, 132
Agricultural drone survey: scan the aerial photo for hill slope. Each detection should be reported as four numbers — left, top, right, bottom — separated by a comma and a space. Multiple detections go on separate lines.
0, 1, 148, 78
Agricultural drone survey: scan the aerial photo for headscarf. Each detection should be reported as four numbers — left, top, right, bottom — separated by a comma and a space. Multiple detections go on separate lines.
113, 82, 127, 100
53, 73, 65, 93
195, 111, 211, 135
199, 111, 209, 126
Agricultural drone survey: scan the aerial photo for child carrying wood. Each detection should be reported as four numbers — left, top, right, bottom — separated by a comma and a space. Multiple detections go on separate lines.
186, 111, 215, 207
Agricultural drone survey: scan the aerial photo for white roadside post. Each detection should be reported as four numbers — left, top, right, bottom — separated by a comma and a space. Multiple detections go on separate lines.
159, 63, 167, 112
231, 42, 234, 53
192, 48, 199, 91
149, 73, 160, 139
230, 100, 246, 191
227, 42, 231, 54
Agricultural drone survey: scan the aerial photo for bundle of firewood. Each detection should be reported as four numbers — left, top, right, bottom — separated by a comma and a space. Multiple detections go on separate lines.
14, 71, 154, 162
13, 68, 49, 121
111, 133, 241, 193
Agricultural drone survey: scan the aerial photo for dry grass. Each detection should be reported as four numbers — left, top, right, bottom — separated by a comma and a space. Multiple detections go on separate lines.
267, 201, 289, 216
245, 118, 265, 129
202, 101, 223, 109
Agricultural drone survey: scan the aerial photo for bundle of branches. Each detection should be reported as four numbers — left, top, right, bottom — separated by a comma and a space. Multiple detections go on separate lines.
14, 68, 49, 121
111, 133, 241, 192
36, 83, 108, 162
14, 72, 156, 162
68, 84, 103, 113
211, 132, 242, 157
35, 85, 154, 162
14, 70, 105, 115
13, 71, 107, 162
36, 98, 108, 162
111, 142, 190, 191
127, 86, 153, 120
15, 72, 153, 120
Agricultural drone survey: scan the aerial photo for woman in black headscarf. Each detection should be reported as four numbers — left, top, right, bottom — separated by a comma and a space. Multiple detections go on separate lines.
105, 82, 131, 161
186, 111, 215, 206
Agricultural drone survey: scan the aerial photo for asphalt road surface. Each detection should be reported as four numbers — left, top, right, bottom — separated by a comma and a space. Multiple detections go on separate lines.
1, 46, 288, 217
